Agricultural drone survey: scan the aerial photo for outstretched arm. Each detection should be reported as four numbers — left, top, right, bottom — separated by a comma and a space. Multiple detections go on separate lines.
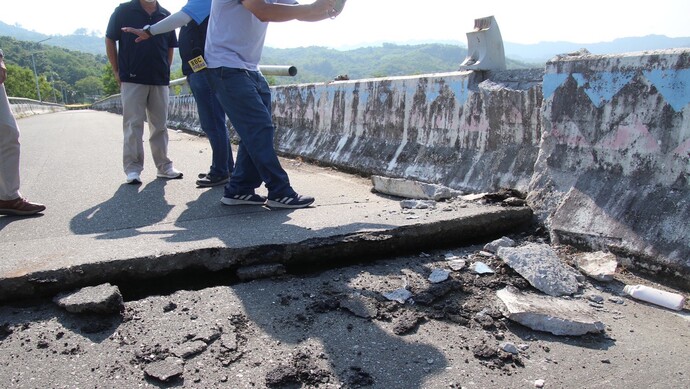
121, 11, 193, 43
242, 0, 344, 23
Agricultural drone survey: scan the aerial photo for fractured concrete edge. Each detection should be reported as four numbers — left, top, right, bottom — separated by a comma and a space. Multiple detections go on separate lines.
371, 175, 461, 201
496, 286, 605, 336
0, 207, 533, 302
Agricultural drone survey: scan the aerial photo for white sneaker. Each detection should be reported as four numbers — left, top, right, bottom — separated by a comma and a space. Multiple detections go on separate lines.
157, 167, 183, 179
126, 172, 141, 185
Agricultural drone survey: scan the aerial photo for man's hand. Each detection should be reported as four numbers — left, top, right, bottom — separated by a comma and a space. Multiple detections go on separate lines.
121, 27, 151, 43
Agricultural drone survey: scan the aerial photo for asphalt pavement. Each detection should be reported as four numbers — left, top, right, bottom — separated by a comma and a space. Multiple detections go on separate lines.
0, 110, 532, 301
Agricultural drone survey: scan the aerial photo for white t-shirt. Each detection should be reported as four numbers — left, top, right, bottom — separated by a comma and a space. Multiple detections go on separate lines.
205, 0, 297, 71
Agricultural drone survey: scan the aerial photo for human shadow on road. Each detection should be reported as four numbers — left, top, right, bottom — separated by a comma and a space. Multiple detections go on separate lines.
164, 186, 399, 247
0, 212, 45, 232
70, 180, 173, 239
151, 189, 446, 387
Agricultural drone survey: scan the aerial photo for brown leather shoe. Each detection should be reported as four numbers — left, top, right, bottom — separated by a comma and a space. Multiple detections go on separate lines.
0, 197, 46, 216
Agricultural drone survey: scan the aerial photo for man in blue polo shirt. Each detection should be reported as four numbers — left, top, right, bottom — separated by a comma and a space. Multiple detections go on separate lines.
106, 0, 182, 185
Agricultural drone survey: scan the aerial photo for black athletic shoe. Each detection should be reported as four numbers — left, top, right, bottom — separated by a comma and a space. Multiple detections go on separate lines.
266, 194, 315, 209
196, 175, 229, 187
220, 193, 267, 206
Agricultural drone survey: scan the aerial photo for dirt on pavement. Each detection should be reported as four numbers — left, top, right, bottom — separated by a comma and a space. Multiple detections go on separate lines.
0, 230, 689, 389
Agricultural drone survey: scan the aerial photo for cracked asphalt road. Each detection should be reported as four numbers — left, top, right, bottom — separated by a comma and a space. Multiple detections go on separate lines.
1, 234, 688, 389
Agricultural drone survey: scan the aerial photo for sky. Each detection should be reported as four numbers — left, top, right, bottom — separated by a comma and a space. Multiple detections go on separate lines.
2, 0, 690, 49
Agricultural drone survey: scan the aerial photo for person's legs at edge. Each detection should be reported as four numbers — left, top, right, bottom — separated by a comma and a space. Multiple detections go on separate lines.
188, 71, 233, 186
147, 85, 181, 179
208, 68, 313, 208
0, 83, 45, 215
120, 82, 148, 184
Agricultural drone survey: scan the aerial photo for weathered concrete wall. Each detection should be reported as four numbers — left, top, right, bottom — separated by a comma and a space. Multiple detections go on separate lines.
9, 97, 65, 118
528, 49, 690, 283
91, 93, 207, 135
272, 70, 543, 193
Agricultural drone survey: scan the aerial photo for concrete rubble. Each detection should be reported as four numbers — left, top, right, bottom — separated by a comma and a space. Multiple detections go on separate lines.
483, 236, 516, 253
144, 357, 185, 382
496, 286, 606, 336
428, 268, 451, 283
470, 261, 495, 274
383, 288, 413, 304
497, 243, 580, 296
52, 283, 123, 314
371, 175, 460, 201
400, 199, 438, 209
573, 251, 619, 282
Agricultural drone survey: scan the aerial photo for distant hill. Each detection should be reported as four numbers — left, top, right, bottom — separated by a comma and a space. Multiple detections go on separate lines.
0, 21, 105, 55
2, 20, 689, 84
505, 34, 690, 62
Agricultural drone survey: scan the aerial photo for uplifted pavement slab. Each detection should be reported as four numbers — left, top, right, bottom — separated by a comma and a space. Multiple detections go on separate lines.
0, 110, 532, 301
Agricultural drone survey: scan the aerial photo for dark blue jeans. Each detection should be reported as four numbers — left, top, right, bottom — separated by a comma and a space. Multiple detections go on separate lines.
206, 67, 295, 198
187, 71, 234, 179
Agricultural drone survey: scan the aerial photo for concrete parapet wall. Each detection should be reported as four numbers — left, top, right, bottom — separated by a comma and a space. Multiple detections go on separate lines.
272, 71, 543, 193
9, 97, 65, 118
91, 93, 207, 135
528, 49, 690, 283
91, 95, 122, 115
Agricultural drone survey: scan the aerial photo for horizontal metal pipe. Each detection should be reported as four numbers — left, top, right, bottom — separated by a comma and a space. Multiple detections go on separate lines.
170, 65, 298, 87
259, 65, 298, 77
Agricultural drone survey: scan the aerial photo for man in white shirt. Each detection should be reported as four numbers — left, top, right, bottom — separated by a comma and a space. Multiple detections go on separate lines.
205, 0, 345, 209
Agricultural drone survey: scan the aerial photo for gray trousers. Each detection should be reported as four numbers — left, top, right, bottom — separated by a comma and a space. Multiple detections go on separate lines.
120, 82, 173, 175
0, 83, 21, 200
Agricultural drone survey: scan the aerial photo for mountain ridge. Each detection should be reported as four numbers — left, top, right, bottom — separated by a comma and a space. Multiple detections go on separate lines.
2, 20, 689, 63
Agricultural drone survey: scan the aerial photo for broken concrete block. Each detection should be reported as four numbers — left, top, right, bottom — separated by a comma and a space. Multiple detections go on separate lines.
428, 268, 451, 283
483, 236, 516, 253
383, 288, 413, 304
144, 357, 184, 382
53, 283, 123, 314
496, 287, 605, 336
500, 342, 519, 355
497, 243, 580, 296
448, 259, 467, 271
400, 199, 437, 209
371, 175, 458, 201
573, 251, 618, 281
470, 261, 494, 274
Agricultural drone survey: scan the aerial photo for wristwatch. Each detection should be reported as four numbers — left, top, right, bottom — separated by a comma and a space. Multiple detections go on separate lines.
143, 25, 153, 37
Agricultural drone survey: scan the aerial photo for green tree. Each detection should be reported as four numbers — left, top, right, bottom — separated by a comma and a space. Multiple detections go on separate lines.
4, 63, 38, 99
75, 75, 104, 103
102, 64, 119, 96
37, 75, 57, 102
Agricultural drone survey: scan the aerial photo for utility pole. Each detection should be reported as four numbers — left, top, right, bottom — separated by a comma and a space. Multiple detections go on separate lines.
31, 37, 52, 101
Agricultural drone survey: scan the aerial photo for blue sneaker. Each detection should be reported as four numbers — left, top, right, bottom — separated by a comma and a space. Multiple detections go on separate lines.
221, 193, 267, 206
266, 194, 315, 209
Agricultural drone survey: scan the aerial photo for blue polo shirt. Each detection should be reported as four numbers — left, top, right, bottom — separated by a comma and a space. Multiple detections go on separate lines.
106, 0, 178, 85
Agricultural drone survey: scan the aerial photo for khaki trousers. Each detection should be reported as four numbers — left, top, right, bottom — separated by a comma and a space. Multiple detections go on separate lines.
0, 83, 21, 200
120, 82, 173, 175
